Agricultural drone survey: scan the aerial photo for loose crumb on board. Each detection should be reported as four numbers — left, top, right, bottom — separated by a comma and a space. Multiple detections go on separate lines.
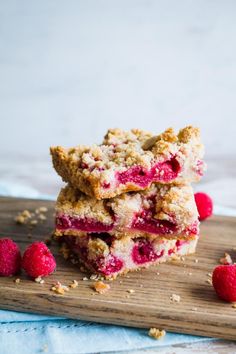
170, 294, 181, 302
191, 307, 198, 311
93, 281, 110, 294
148, 328, 166, 340
206, 279, 213, 285
14, 278, 21, 284
195, 259, 199, 263
220, 253, 233, 265
232, 304, 236, 309
35, 276, 45, 284
127, 289, 135, 294
51, 282, 69, 295
15, 206, 49, 226
69, 280, 78, 289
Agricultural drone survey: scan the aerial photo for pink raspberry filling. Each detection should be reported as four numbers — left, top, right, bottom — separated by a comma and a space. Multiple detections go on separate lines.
116, 156, 181, 188
56, 215, 114, 232
132, 239, 163, 264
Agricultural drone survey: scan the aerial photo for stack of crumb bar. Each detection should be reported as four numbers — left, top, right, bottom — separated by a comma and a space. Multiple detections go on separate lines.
50, 126, 205, 279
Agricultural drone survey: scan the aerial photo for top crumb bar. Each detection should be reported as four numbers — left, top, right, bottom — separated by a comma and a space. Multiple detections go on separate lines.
50, 126, 205, 200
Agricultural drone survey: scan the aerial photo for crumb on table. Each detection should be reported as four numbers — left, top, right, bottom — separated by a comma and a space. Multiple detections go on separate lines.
93, 281, 110, 294
148, 328, 166, 340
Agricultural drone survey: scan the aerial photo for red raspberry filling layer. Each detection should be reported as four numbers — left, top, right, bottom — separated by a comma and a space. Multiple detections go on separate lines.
132, 239, 163, 264
116, 156, 181, 188
56, 215, 114, 232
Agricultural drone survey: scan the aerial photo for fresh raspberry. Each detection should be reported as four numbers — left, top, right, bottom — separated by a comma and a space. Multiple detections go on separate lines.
0, 238, 21, 276
212, 264, 236, 302
194, 192, 213, 221
22, 242, 56, 278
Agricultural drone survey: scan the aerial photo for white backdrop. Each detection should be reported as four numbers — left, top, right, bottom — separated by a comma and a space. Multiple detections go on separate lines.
1, 0, 236, 158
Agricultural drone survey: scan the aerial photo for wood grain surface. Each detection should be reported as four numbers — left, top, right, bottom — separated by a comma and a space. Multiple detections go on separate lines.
0, 196, 236, 341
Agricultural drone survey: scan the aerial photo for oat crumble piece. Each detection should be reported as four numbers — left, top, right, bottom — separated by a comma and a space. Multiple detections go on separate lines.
206, 279, 212, 285
232, 304, 236, 309
51, 282, 69, 295
148, 328, 166, 340
30, 219, 38, 226
220, 253, 233, 265
170, 294, 181, 302
93, 281, 110, 294
82, 277, 88, 281
15, 278, 21, 284
69, 280, 79, 288
35, 276, 45, 284
38, 214, 47, 221
15, 210, 32, 224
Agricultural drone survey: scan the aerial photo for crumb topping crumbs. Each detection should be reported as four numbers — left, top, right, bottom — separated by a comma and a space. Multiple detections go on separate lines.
69, 280, 79, 288
93, 281, 110, 294
220, 253, 233, 265
15, 206, 48, 226
35, 276, 45, 284
148, 328, 166, 340
51, 282, 69, 295
170, 294, 181, 302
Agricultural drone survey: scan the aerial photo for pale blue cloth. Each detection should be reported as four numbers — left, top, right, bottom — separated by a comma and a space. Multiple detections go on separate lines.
1, 182, 230, 354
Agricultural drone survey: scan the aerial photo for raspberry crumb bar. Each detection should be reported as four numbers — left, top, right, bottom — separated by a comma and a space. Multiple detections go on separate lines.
50, 126, 205, 199
59, 233, 198, 279
55, 184, 199, 239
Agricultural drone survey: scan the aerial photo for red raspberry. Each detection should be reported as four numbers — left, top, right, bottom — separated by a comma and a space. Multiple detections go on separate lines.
22, 241, 56, 278
212, 264, 236, 302
0, 238, 21, 276
194, 192, 213, 221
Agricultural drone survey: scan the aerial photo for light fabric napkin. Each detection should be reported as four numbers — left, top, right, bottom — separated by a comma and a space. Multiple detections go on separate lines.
1, 181, 233, 354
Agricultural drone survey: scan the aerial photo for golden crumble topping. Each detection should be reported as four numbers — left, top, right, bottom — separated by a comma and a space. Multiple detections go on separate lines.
50, 126, 205, 199
55, 183, 198, 237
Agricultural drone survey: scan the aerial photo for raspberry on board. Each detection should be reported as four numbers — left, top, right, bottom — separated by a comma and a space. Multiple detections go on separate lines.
194, 192, 213, 221
0, 238, 21, 276
212, 264, 236, 302
22, 241, 56, 278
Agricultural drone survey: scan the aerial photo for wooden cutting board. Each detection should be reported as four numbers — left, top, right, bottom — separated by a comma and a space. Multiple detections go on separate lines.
0, 196, 236, 340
